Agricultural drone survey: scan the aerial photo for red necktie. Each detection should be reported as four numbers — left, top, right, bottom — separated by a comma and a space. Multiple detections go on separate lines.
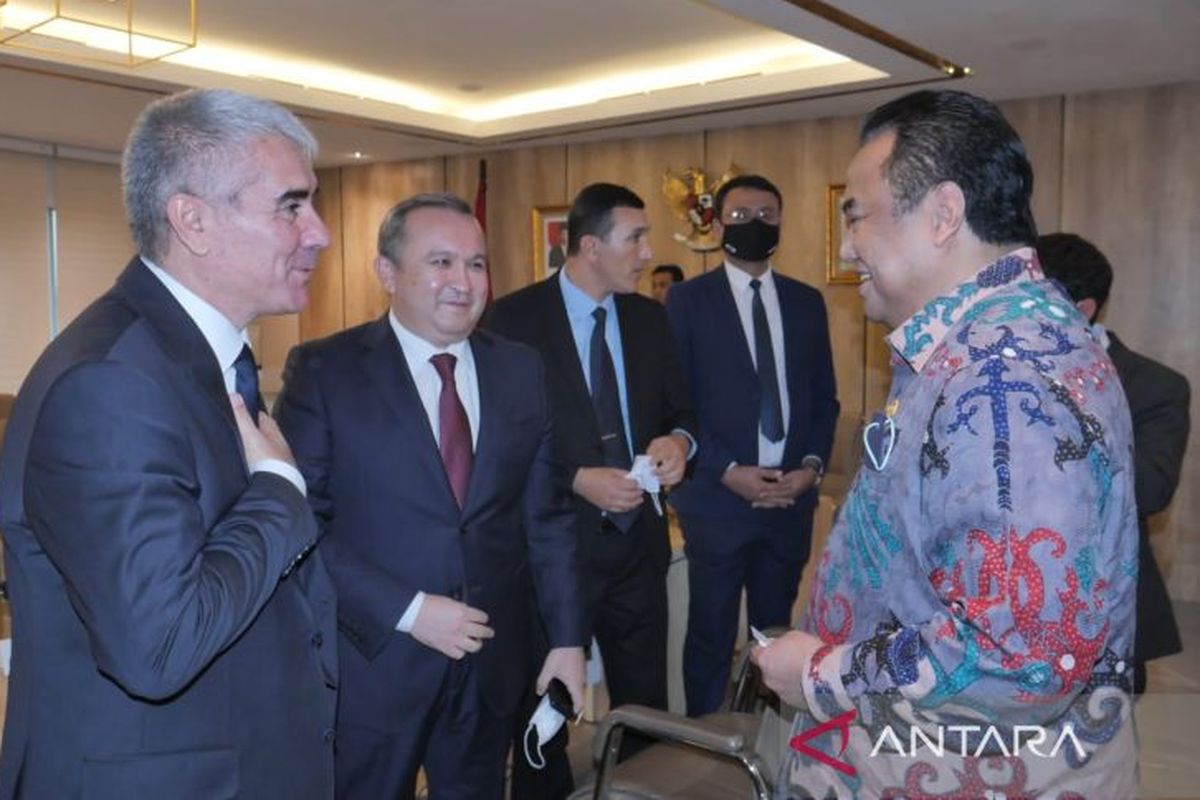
430, 353, 473, 509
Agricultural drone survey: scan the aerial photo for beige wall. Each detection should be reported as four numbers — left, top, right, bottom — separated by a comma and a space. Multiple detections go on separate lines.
304, 80, 1199, 602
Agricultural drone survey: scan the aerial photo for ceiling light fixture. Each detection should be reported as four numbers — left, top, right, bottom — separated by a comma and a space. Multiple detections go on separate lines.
0, 0, 196, 67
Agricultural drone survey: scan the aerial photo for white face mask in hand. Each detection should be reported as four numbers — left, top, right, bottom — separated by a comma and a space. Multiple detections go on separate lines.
523, 692, 567, 769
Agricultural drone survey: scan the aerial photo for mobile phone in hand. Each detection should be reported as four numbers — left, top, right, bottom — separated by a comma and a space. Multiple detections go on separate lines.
546, 677, 575, 718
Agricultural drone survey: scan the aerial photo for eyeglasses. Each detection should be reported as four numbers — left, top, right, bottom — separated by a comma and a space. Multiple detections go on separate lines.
724, 207, 780, 224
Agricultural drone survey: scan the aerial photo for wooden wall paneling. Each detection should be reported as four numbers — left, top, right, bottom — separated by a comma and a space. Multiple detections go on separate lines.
566, 133, 707, 295
53, 158, 131, 331
998, 96, 1065, 236
0, 150, 51, 394
445, 146, 569, 298
300, 166, 346, 343
338, 158, 446, 328
256, 313, 299, 395
1059, 82, 1200, 601
706, 116, 866, 480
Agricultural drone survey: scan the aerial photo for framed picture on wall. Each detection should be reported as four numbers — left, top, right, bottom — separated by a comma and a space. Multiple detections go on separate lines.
826, 183, 862, 285
532, 205, 570, 281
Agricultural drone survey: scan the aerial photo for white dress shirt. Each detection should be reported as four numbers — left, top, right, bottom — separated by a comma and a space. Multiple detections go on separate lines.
387, 312, 481, 449
141, 259, 306, 495
387, 311, 482, 632
724, 262, 790, 468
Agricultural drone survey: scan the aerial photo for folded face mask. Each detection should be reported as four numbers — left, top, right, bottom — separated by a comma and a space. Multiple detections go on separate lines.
523, 678, 574, 769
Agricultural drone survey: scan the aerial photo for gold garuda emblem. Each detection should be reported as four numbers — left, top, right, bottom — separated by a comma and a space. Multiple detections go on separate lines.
662, 165, 738, 252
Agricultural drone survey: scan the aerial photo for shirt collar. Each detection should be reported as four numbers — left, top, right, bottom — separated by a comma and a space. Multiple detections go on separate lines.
559, 266, 616, 324
141, 258, 245, 374
723, 261, 774, 294
387, 311, 470, 373
886, 247, 1043, 373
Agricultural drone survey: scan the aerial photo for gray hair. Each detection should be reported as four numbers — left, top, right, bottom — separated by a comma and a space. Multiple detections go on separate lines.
122, 88, 318, 261
377, 192, 474, 261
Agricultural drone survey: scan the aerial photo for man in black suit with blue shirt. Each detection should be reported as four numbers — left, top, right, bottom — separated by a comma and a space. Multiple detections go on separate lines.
485, 182, 696, 797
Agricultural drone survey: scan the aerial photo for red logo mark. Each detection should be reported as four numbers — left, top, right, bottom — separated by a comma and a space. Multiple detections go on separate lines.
789, 709, 858, 777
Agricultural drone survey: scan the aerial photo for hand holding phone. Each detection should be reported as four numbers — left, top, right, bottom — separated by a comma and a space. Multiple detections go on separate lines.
545, 677, 576, 718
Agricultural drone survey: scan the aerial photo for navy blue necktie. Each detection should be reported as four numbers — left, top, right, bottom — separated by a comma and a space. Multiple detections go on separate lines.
234, 344, 263, 425
589, 307, 638, 531
750, 279, 784, 443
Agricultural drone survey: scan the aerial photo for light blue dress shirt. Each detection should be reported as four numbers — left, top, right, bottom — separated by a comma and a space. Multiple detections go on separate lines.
558, 268, 634, 460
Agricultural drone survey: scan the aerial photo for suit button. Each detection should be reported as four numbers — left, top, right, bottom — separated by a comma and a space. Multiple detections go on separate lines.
459, 525, 468, 536
322, 728, 336, 744
311, 631, 324, 648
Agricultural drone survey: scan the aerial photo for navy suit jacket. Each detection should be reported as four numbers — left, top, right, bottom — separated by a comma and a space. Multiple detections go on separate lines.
274, 318, 583, 725
0, 259, 337, 800
666, 266, 839, 529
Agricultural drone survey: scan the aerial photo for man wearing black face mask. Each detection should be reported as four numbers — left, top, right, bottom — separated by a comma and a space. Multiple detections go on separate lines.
665, 173, 839, 716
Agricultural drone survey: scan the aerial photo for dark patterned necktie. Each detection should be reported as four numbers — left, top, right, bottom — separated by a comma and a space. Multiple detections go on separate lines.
233, 344, 263, 425
750, 279, 784, 443
430, 353, 473, 509
589, 307, 638, 531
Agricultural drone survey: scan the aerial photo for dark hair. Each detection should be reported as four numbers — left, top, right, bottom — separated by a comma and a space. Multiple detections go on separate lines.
713, 174, 783, 219
860, 90, 1036, 246
652, 264, 684, 283
377, 192, 473, 259
1036, 232, 1113, 320
567, 183, 644, 255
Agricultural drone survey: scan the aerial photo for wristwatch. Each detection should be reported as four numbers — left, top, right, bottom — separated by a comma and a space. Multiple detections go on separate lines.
800, 454, 825, 488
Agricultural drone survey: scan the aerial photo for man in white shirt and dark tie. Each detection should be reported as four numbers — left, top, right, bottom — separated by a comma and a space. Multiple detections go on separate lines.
666, 173, 840, 717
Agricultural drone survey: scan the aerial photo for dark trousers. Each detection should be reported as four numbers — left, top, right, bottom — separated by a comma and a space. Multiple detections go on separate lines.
510, 516, 670, 799
336, 660, 512, 800
680, 512, 812, 717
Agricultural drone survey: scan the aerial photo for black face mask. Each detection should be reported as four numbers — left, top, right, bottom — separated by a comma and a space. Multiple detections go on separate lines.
721, 219, 779, 263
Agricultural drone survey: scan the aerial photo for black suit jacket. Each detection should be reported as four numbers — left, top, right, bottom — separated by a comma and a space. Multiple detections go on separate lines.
665, 266, 839, 531
0, 259, 336, 800
482, 272, 696, 578
274, 318, 584, 723
1108, 332, 1189, 661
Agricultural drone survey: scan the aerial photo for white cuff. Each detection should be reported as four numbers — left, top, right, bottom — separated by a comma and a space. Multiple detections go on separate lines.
671, 428, 698, 460
252, 458, 306, 496
395, 592, 426, 632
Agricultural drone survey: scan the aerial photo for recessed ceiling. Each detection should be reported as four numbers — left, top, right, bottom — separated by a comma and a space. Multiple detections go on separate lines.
1, 0, 1197, 166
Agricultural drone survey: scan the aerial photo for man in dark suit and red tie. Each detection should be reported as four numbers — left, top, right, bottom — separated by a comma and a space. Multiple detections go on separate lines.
275, 193, 585, 800
484, 182, 696, 798
666, 173, 839, 717
0, 88, 337, 800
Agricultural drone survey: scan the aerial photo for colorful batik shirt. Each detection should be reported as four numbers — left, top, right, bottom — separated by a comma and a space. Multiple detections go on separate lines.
776, 248, 1138, 799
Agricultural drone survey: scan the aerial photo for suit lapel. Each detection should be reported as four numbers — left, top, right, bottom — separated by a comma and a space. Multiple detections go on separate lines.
358, 317, 459, 511
540, 275, 600, 442
614, 293, 647, 450
709, 267, 757, 378
114, 258, 243, 459
462, 333, 502, 517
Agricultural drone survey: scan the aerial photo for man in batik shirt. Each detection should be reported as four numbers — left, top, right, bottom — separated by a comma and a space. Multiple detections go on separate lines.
753, 90, 1137, 799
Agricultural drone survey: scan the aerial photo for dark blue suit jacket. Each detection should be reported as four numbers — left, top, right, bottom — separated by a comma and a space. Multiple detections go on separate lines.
666, 266, 839, 530
274, 318, 583, 728
0, 259, 337, 800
